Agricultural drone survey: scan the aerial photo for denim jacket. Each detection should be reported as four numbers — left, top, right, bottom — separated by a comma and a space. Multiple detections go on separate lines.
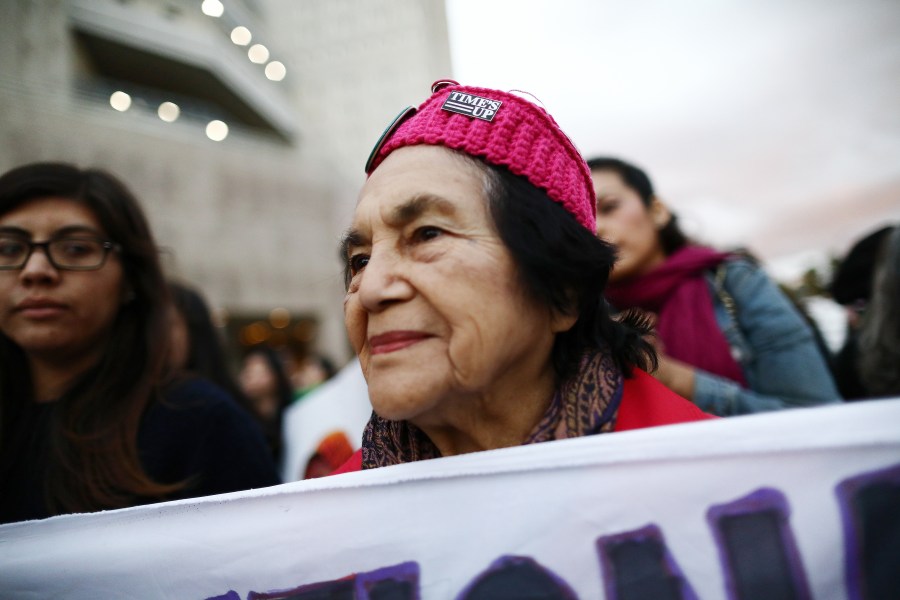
692, 258, 841, 415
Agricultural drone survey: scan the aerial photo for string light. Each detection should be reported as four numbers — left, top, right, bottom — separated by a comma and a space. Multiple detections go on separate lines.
264, 61, 286, 82
109, 91, 132, 111
231, 26, 251, 46
158, 102, 180, 122
248, 44, 269, 64
206, 120, 229, 141
200, 0, 224, 17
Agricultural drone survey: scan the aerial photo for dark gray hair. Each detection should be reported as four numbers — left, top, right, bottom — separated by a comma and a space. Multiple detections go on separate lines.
856, 225, 900, 396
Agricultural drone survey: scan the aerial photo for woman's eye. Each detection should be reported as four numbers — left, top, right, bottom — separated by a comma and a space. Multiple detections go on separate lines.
0, 238, 27, 258
413, 226, 443, 242
597, 200, 619, 215
348, 254, 369, 274
59, 240, 95, 256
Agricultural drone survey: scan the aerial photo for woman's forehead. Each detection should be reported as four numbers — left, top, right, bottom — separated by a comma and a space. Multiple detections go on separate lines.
0, 196, 104, 233
591, 169, 630, 193
353, 146, 487, 229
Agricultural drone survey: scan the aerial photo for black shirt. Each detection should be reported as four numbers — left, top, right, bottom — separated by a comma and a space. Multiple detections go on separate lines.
0, 376, 280, 524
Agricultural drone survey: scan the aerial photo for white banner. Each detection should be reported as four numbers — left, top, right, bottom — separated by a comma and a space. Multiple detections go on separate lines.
1, 399, 898, 600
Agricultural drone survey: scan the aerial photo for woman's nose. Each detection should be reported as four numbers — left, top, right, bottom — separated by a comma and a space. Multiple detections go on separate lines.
19, 247, 60, 283
357, 251, 414, 312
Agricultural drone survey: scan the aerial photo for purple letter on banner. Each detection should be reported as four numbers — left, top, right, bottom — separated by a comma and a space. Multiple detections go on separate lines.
707, 487, 811, 600
207, 592, 241, 600
596, 523, 698, 600
244, 561, 419, 600
836, 462, 900, 600
457, 555, 577, 600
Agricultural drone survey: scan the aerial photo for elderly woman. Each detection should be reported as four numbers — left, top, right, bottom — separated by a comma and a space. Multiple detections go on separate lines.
0, 163, 279, 523
588, 156, 841, 416
334, 81, 714, 473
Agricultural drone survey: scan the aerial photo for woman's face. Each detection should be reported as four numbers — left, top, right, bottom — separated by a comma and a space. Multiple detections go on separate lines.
344, 146, 564, 426
240, 353, 277, 399
591, 169, 666, 282
0, 197, 125, 363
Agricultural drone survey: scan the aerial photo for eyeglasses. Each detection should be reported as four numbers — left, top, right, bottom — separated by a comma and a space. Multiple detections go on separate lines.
0, 236, 122, 271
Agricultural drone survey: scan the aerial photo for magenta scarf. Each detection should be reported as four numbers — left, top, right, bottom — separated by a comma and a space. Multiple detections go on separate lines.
605, 246, 747, 386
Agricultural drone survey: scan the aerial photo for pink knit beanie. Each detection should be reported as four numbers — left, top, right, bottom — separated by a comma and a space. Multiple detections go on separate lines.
365, 80, 597, 231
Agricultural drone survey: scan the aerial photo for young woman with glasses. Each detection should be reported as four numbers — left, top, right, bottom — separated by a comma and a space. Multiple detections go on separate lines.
0, 162, 279, 523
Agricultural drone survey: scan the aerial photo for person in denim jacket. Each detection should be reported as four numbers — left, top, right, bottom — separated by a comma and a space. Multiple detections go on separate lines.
588, 157, 840, 416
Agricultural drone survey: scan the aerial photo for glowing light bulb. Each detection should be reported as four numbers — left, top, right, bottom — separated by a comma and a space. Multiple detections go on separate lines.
269, 307, 291, 329
206, 120, 229, 141
231, 26, 251, 46
265, 61, 286, 81
201, 0, 224, 17
158, 101, 180, 122
248, 44, 269, 64
109, 91, 132, 111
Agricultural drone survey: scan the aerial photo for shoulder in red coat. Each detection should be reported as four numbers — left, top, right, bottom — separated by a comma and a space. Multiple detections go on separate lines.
615, 368, 716, 431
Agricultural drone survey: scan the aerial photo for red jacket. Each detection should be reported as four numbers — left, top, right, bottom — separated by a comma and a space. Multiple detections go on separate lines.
332, 369, 713, 475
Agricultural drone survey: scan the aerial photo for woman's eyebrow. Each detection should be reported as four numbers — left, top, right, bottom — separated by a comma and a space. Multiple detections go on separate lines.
0, 225, 103, 238
53, 225, 105, 237
340, 194, 457, 257
0, 226, 29, 237
339, 229, 366, 259
387, 194, 457, 228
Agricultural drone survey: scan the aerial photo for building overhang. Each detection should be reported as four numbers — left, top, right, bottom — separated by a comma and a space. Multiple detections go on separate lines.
68, 0, 297, 141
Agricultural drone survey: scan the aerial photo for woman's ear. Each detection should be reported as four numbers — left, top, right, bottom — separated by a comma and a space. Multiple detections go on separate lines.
649, 197, 672, 230
551, 309, 579, 333
550, 291, 579, 333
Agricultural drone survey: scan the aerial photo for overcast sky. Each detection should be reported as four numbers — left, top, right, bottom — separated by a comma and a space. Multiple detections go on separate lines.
445, 0, 900, 279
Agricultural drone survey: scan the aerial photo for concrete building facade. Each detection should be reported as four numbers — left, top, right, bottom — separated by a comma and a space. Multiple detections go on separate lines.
0, 0, 453, 364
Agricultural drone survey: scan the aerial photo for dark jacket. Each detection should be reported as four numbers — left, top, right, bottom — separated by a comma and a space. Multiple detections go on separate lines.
0, 376, 280, 524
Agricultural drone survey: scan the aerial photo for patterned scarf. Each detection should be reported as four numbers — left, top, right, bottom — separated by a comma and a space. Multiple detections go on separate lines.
361, 348, 624, 469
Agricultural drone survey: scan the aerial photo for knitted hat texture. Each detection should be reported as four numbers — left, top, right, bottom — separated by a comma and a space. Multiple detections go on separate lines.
366, 81, 596, 231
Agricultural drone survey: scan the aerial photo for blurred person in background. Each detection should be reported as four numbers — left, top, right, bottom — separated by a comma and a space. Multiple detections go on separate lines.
239, 344, 294, 464
291, 352, 337, 400
0, 163, 279, 524
168, 279, 290, 452
830, 224, 899, 399
588, 156, 840, 416
333, 81, 714, 475
168, 279, 248, 408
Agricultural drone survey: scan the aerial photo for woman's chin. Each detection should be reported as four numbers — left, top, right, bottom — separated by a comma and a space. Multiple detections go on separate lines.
370, 394, 428, 422
368, 377, 440, 423
608, 260, 640, 283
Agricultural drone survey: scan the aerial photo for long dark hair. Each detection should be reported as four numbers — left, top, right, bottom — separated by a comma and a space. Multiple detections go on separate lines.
478, 158, 656, 379
586, 156, 689, 256
0, 162, 181, 514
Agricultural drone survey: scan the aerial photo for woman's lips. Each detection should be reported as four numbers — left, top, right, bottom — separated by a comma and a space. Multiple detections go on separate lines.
369, 331, 430, 355
16, 299, 67, 319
